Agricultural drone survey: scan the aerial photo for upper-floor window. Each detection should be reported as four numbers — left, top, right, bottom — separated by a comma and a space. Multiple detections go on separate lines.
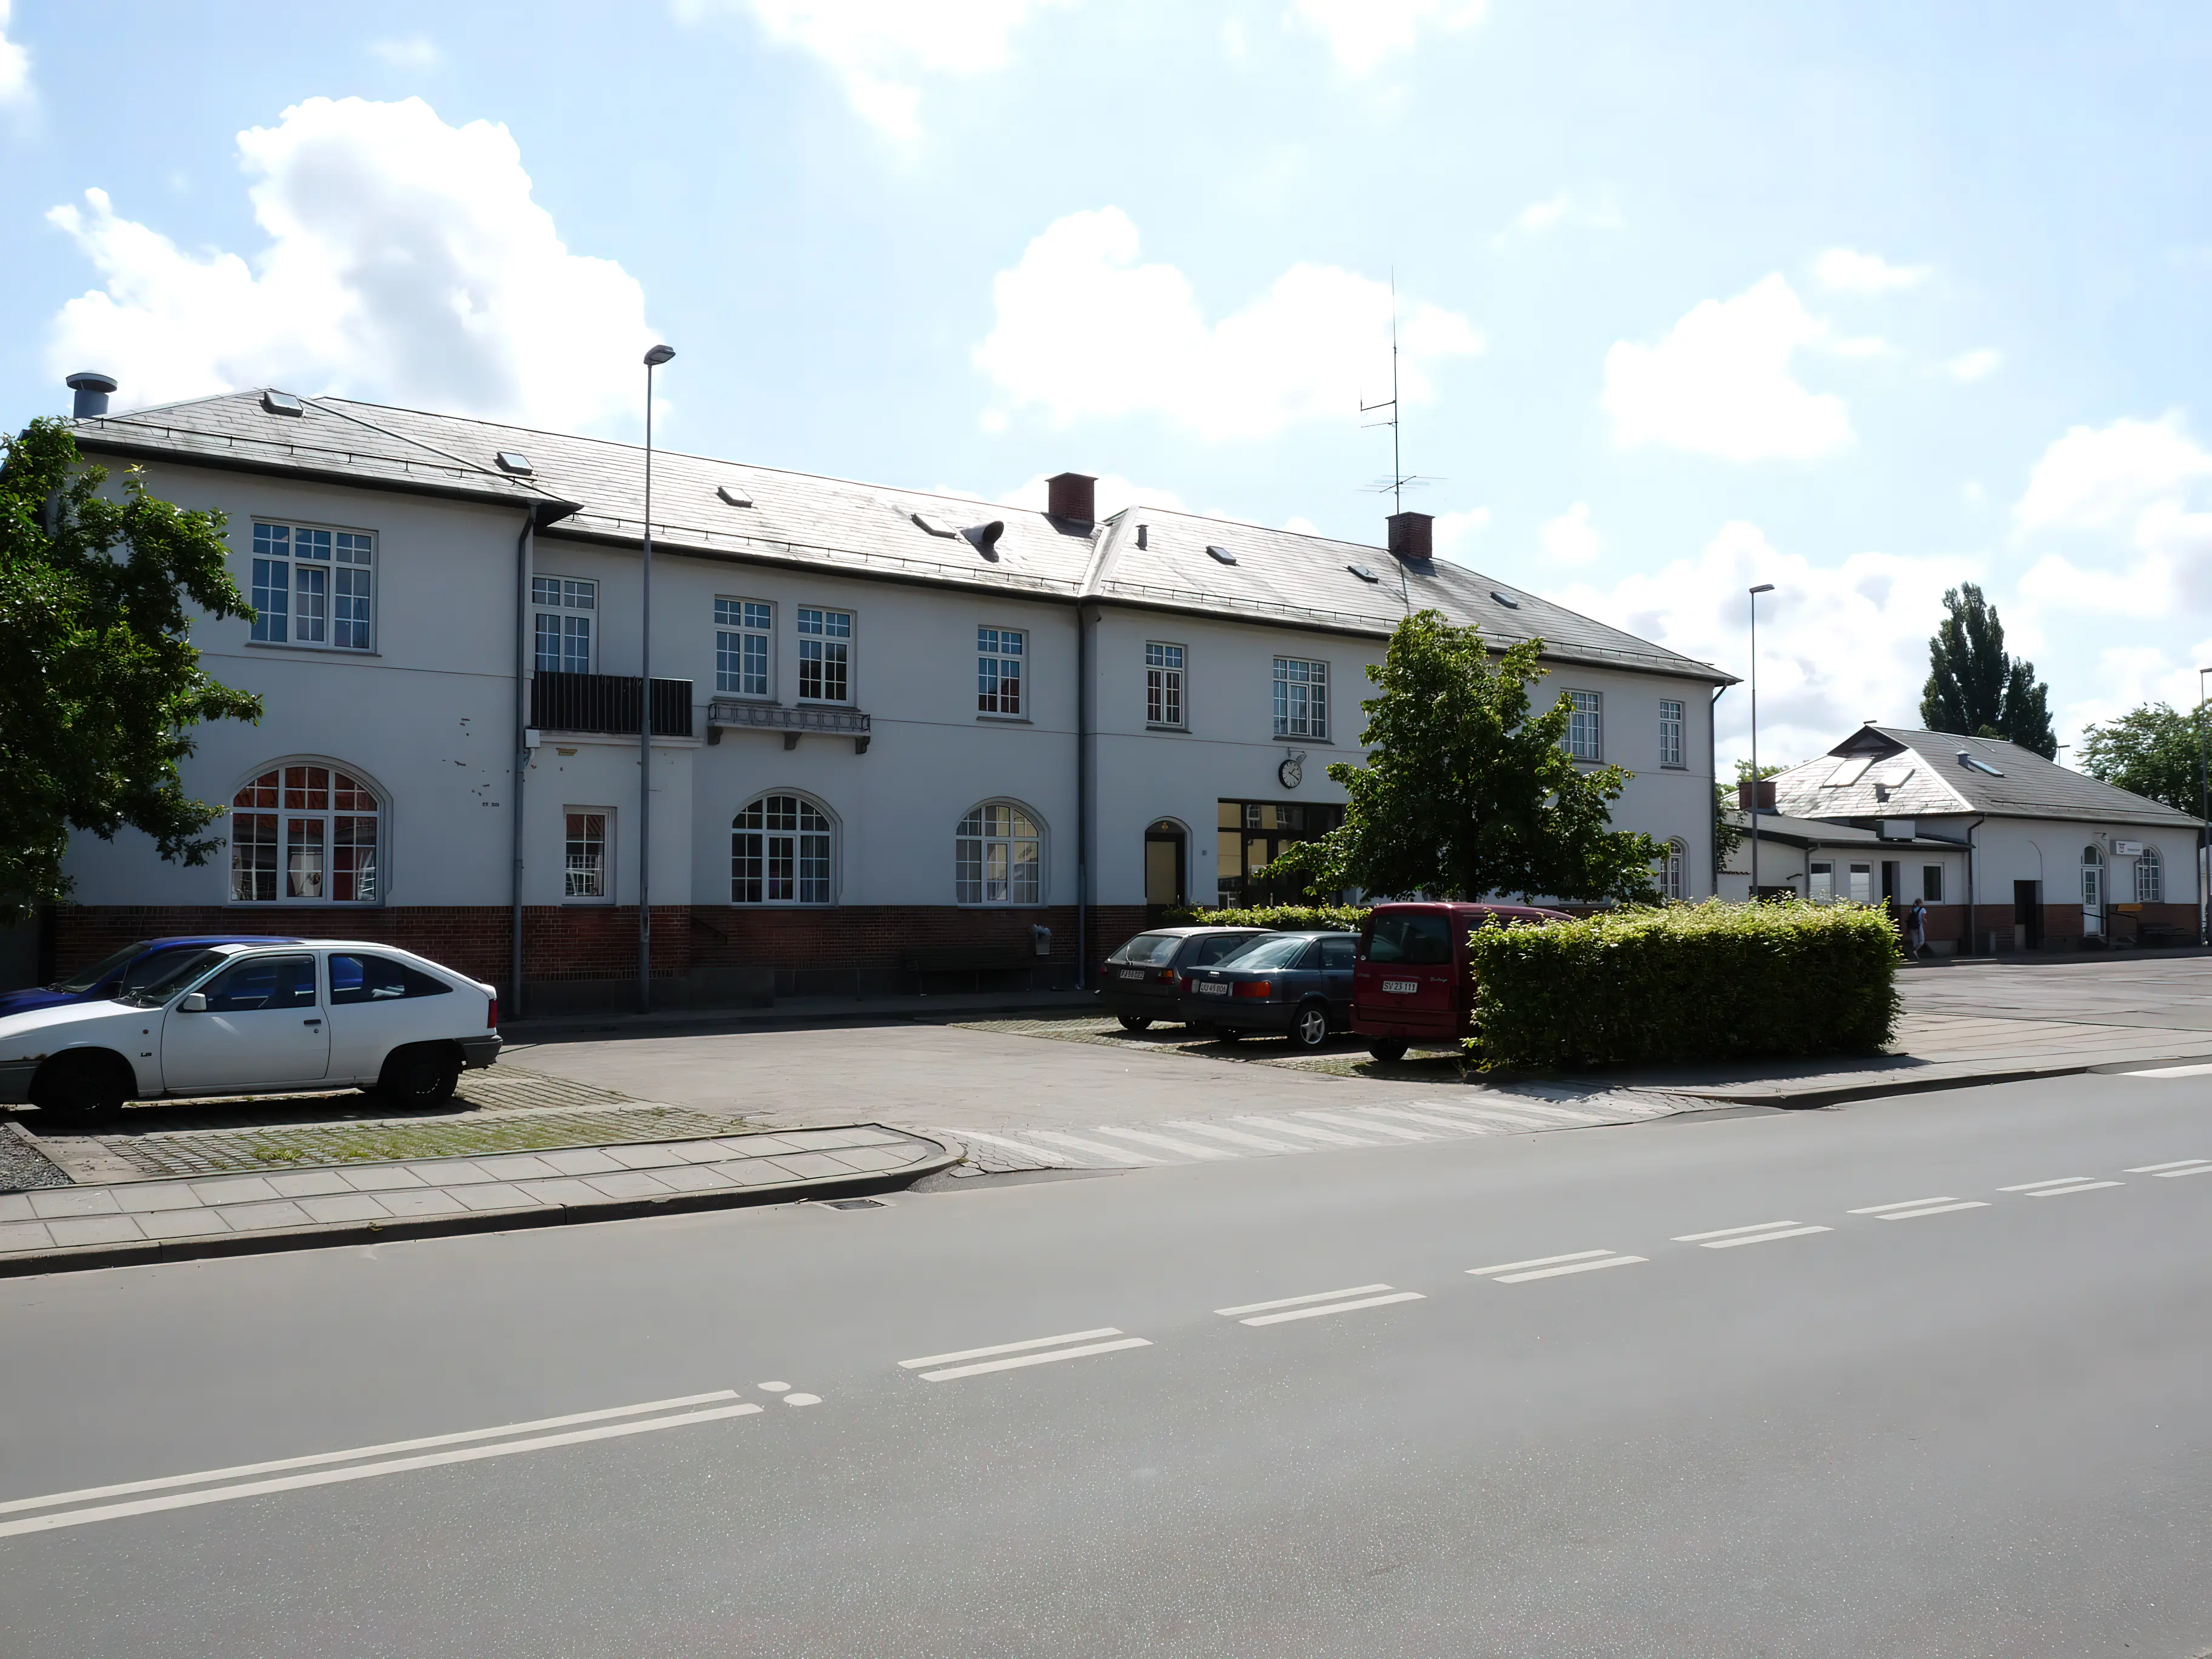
797, 607, 852, 703
1565, 690, 1602, 761
957, 802, 1042, 904
1147, 642, 1185, 728
2137, 845, 2163, 903
1273, 657, 1328, 741
1659, 699, 1684, 768
230, 763, 381, 903
978, 626, 1025, 717
533, 576, 596, 674
716, 598, 773, 697
251, 523, 375, 651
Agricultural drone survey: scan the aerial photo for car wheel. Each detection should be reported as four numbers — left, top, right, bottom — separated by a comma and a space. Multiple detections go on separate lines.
1367, 1039, 1409, 1063
1292, 1002, 1332, 1051
378, 1044, 461, 1110
30, 1051, 130, 1123
1116, 1015, 1153, 1032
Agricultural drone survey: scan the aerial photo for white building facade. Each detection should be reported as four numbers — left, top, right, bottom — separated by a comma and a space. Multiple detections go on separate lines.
51, 388, 1732, 1008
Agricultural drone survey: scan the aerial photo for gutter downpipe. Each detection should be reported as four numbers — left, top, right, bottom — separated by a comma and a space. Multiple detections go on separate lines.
1075, 598, 1090, 991
1711, 685, 1728, 897
512, 511, 534, 1018
1965, 814, 1984, 956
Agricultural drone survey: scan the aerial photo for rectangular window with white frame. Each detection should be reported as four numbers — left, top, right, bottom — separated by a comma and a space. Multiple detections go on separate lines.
532, 576, 597, 673
250, 522, 376, 651
1146, 641, 1185, 728
1809, 862, 1833, 901
977, 626, 1025, 717
1923, 863, 1945, 902
1658, 699, 1684, 768
715, 598, 773, 697
1565, 690, 1602, 761
797, 606, 852, 703
1273, 657, 1328, 741
563, 809, 610, 902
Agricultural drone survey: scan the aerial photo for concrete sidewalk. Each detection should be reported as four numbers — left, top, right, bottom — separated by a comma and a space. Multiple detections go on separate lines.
0, 1123, 955, 1277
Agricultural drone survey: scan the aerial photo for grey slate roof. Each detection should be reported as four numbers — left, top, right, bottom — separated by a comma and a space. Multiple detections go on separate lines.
1770, 725, 2202, 828
67, 387, 1731, 683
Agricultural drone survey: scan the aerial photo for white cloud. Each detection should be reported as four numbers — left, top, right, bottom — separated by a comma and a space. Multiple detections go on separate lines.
1946, 347, 2000, 382
1493, 190, 1621, 244
975, 206, 1483, 442
682, 0, 1070, 139
1538, 502, 1600, 568
1600, 274, 1853, 463
0, 0, 31, 106
2012, 414, 2212, 534
45, 97, 655, 433
1549, 520, 1962, 766
369, 34, 443, 69
1287, 0, 1485, 73
1432, 505, 1490, 559
1812, 247, 1930, 294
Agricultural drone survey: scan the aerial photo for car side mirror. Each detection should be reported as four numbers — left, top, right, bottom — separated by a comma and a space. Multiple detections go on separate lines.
179, 993, 208, 1013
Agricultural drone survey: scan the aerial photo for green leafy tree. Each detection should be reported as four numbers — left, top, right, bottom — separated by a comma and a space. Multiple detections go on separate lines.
2079, 702, 2212, 816
1920, 583, 2057, 757
0, 418, 262, 920
1270, 610, 1661, 905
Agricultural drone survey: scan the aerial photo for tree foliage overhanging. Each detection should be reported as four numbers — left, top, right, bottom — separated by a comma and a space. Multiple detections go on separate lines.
1920, 582, 2057, 757
0, 418, 261, 920
1269, 609, 1662, 905
2079, 701, 2211, 816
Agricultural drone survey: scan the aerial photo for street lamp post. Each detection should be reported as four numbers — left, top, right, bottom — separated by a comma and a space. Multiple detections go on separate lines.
1748, 583, 1775, 900
638, 343, 675, 1013
2199, 666, 2210, 947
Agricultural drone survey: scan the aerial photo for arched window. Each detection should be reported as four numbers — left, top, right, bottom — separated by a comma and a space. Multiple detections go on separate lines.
2137, 844, 2162, 903
732, 794, 834, 905
230, 763, 383, 903
1661, 839, 1687, 902
957, 802, 1042, 904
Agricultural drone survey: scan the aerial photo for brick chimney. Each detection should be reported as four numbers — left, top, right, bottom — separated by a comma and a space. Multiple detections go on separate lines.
1387, 511, 1433, 563
1737, 779, 1777, 811
1047, 472, 1096, 524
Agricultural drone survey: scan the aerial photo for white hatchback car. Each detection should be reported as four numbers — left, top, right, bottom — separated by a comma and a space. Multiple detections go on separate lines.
0, 940, 500, 1122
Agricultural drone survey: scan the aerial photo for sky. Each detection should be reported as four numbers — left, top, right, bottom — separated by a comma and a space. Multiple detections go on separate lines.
5, 0, 2212, 772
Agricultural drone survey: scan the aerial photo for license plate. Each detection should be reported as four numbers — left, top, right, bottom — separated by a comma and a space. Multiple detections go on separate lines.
1119, 970, 1144, 980
1198, 980, 1228, 996
1382, 979, 1418, 994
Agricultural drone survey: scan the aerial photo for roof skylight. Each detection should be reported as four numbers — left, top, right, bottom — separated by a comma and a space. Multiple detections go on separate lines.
716, 485, 753, 508
261, 390, 304, 417
1826, 756, 1874, 787
1347, 563, 1380, 583
1960, 752, 2005, 777
913, 512, 957, 537
1490, 590, 1521, 609
1206, 544, 1238, 565
494, 450, 532, 475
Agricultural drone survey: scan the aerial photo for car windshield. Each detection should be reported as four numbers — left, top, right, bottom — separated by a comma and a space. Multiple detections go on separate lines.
1116, 933, 1184, 967
118, 946, 224, 998
126, 948, 232, 1008
1217, 935, 1316, 970
1367, 912, 1453, 965
49, 940, 152, 995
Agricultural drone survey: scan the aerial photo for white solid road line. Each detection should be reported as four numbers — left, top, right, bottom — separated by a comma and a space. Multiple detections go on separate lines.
1998, 1177, 2122, 1195
0, 1390, 743, 1518
1495, 1255, 1646, 1282
1674, 1220, 1834, 1248
1082, 1125, 1239, 1160
1237, 1291, 1426, 1327
2126, 1159, 2212, 1176
1216, 1284, 1395, 1317
1162, 1119, 1311, 1153
914, 1338, 1153, 1382
934, 1128, 1079, 1167
898, 1328, 1125, 1370
1466, 1249, 1614, 1277
0, 1402, 763, 1540
2122, 1061, 2212, 1078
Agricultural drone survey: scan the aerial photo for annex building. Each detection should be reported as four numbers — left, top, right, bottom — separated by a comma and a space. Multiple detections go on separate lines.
49, 384, 1732, 1010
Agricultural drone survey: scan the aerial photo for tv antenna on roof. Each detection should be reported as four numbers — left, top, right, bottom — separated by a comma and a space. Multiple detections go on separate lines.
1359, 270, 1440, 614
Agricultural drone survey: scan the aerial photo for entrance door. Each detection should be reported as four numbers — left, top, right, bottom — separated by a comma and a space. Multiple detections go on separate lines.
2014, 880, 2043, 950
2082, 845, 2105, 937
1143, 820, 1186, 912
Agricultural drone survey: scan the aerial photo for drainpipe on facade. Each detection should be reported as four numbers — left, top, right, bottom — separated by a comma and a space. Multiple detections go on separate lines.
1710, 685, 1729, 897
1963, 814, 1983, 956
511, 510, 535, 1019
1074, 600, 1090, 991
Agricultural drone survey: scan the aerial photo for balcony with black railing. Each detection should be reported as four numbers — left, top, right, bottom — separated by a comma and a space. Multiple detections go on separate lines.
531, 672, 694, 738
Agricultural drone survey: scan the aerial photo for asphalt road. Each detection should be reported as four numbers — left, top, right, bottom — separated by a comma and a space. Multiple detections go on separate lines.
3, 1070, 2208, 1657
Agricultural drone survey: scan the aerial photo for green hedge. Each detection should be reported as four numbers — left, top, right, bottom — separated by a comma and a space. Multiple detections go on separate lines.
1158, 903, 1371, 931
1466, 900, 1900, 1070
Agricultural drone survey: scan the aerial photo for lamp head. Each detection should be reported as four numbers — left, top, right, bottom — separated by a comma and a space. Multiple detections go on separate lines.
1749, 583, 1775, 595
643, 344, 675, 367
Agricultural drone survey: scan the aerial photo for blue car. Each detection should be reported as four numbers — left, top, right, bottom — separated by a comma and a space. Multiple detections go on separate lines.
0, 936, 304, 1021
1176, 931, 1361, 1051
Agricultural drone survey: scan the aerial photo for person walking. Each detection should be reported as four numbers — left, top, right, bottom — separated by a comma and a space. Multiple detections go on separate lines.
1906, 896, 1929, 959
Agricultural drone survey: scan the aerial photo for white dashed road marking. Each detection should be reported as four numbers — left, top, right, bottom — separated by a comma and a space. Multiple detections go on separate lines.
1467, 1249, 1647, 1282
1216, 1284, 1426, 1326
1674, 1220, 1834, 1248
1999, 1177, 2123, 1197
2126, 1159, 2212, 1178
1848, 1196, 1992, 1221
897, 1328, 1153, 1382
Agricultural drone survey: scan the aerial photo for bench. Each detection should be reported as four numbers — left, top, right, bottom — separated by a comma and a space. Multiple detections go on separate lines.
900, 945, 1036, 993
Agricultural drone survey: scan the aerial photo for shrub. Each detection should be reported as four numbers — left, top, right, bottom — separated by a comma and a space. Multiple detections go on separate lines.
1465, 900, 1900, 1070
1158, 903, 1372, 931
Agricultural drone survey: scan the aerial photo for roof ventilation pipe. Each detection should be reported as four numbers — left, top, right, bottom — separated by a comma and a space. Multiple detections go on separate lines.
965, 520, 1005, 559
1047, 471, 1095, 524
66, 372, 117, 418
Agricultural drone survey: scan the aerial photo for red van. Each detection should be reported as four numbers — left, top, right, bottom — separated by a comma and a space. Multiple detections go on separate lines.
1352, 900, 1571, 1061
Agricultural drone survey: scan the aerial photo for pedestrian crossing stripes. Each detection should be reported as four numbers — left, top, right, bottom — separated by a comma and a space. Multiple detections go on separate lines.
931, 1092, 1690, 1174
